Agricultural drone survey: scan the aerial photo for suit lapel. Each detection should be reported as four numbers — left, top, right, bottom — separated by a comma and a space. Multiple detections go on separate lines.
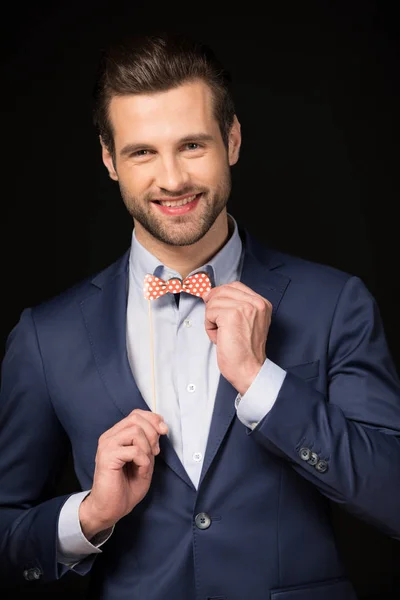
80, 227, 290, 492
198, 228, 290, 487
80, 252, 195, 491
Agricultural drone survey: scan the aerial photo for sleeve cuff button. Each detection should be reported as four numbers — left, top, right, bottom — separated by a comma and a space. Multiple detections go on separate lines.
315, 459, 328, 473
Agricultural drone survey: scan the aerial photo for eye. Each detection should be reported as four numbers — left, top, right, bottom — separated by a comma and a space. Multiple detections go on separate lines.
132, 149, 150, 157
184, 143, 201, 151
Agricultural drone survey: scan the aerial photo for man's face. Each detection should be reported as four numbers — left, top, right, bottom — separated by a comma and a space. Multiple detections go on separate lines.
102, 80, 241, 247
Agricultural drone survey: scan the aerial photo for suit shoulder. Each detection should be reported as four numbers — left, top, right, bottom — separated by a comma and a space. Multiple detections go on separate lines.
256, 243, 361, 304
263, 247, 370, 317
274, 248, 353, 285
245, 231, 353, 290
30, 250, 129, 323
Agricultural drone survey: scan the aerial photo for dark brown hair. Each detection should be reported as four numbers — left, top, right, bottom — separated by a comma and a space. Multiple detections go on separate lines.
92, 32, 235, 163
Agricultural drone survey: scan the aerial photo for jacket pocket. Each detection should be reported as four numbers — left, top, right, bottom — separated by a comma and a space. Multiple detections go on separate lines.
283, 360, 319, 380
270, 577, 357, 600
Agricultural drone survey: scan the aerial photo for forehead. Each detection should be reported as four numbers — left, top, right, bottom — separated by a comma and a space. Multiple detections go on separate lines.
108, 80, 218, 145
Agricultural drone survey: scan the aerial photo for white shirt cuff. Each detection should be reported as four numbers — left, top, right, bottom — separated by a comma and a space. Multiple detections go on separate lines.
57, 490, 114, 565
235, 358, 287, 430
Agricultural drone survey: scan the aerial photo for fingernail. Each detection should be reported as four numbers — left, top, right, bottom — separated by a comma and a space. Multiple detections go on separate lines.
159, 422, 168, 433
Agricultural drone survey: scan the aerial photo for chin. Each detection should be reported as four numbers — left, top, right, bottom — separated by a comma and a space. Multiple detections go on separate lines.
158, 227, 208, 247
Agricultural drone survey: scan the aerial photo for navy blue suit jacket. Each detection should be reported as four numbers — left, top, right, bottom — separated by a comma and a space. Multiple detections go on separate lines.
1, 225, 400, 600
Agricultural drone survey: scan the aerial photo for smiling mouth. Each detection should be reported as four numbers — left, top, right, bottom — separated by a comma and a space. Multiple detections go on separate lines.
153, 193, 201, 207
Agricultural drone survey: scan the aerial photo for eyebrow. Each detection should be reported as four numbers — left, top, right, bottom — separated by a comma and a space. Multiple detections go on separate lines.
119, 133, 215, 157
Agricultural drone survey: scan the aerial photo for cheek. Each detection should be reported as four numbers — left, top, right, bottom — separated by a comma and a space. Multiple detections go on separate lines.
119, 165, 152, 195
191, 155, 227, 186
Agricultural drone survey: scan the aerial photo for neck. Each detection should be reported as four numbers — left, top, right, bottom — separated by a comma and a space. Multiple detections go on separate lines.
134, 210, 232, 279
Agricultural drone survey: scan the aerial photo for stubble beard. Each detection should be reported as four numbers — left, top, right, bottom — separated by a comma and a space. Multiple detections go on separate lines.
118, 167, 232, 247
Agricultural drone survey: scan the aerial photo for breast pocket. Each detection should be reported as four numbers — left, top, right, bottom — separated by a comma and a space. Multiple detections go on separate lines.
283, 359, 319, 381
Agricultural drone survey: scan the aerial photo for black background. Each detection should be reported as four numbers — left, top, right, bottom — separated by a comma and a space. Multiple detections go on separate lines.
1, 1, 400, 598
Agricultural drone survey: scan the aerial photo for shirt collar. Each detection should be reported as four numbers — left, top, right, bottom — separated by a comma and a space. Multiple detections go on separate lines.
129, 213, 243, 294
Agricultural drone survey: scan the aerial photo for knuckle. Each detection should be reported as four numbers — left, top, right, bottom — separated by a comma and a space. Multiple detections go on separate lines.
148, 417, 160, 430
257, 299, 267, 311
130, 424, 141, 436
130, 414, 139, 425
151, 433, 160, 447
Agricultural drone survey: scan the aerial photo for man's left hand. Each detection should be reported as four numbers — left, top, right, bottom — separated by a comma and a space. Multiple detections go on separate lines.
203, 282, 272, 395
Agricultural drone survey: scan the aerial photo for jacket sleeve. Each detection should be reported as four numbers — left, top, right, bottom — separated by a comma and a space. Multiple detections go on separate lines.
251, 275, 400, 540
0, 308, 94, 585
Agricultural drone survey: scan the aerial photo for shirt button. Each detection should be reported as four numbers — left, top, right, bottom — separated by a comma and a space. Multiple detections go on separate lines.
187, 384, 196, 393
193, 452, 202, 462
184, 319, 192, 328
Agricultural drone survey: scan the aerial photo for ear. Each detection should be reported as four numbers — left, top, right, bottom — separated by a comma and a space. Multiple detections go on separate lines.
228, 115, 241, 166
100, 136, 118, 181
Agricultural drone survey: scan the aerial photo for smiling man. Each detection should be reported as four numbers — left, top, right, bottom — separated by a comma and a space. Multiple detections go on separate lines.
103, 79, 239, 272
0, 32, 400, 600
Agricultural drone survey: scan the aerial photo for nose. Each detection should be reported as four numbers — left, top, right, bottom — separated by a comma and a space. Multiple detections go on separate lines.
155, 155, 190, 194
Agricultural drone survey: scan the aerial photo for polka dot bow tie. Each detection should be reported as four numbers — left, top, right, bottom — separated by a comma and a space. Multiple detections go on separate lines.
144, 272, 213, 300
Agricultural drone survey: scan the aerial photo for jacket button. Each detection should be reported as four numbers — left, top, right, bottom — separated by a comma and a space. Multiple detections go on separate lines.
315, 459, 328, 473
307, 452, 319, 466
23, 567, 42, 581
299, 447, 311, 461
195, 512, 211, 530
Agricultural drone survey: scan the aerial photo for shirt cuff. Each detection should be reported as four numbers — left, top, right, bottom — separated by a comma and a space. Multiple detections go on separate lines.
235, 358, 287, 430
57, 490, 114, 566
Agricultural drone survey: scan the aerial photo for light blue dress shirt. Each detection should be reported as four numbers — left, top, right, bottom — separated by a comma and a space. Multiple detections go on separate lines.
57, 214, 287, 563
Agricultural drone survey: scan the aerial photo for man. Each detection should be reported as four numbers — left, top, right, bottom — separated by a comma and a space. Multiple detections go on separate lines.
0, 31, 399, 600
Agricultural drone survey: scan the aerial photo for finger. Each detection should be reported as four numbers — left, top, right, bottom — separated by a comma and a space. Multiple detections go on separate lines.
109, 445, 154, 472
204, 299, 247, 328
204, 297, 271, 336
205, 297, 257, 310
228, 281, 273, 309
114, 424, 156, 456
117, 418, 162, 455
100, 410, 168, 442
137, 409, 169, 435
98, 425, 152, 457
205, 291, 270, 313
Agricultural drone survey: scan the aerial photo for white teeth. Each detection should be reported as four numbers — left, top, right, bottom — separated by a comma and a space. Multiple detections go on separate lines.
159, 194, 197, 207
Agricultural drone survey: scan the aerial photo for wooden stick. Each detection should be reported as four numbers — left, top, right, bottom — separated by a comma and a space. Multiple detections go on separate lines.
148, 298, 157, 413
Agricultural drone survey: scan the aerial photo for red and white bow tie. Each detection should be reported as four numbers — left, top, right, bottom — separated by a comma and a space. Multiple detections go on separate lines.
144, 272, 212, 300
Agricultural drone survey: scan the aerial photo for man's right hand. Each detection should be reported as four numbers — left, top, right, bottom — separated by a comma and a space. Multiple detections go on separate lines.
79, 409, 168, 540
